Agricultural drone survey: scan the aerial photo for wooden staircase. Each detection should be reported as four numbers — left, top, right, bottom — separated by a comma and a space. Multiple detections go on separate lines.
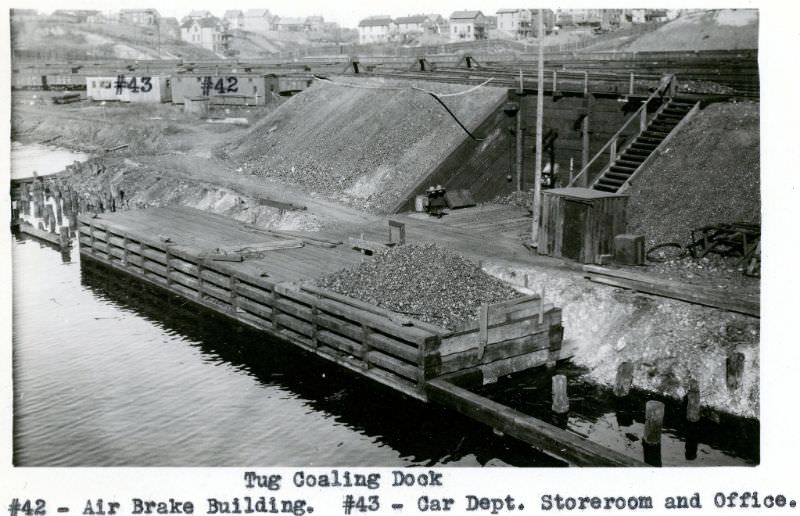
592, 98, 699, 193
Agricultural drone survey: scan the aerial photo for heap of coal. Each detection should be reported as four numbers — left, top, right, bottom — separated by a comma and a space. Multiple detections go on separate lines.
316, 243, 521, 330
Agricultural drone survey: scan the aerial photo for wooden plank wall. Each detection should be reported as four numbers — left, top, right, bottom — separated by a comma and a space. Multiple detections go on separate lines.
78, 213, 566, 400
520, 95, 638, 189
538, 192, 628, 264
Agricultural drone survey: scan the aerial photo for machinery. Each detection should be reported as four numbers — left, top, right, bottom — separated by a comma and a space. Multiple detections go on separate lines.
424, 185, 447, 218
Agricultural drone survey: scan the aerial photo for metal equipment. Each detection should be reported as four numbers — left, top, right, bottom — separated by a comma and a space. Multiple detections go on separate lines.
424, 185, 447, 218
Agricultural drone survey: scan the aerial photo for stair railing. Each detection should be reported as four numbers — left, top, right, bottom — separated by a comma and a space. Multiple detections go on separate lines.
568, 73, 676, 188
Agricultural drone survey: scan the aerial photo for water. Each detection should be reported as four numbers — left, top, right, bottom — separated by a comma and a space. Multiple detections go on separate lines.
10, 141, 89, 180
11, 235, 559, 466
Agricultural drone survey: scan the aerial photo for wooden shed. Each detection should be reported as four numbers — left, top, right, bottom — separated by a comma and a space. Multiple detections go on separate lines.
86, 75, 171, 103
537, 187, 628, 264
264, 73, 314, 95
170, 74, 268, 105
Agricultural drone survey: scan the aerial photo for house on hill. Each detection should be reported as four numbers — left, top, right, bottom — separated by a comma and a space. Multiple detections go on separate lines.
185, 10, 213, 22
243, 9, 274, 32
119, 9, 160, 26
10, 9, 40, 20
395, 15, 428, 35
224, 10, 244, 29
51, 10, 100, 23
276, 17, 306, 32
358, 16, 396, 44
305, 15, 326, 31
497, 9, 554, 38
160, 17, 181, 39
449, 10, 486, 41
181, 17, 229, 52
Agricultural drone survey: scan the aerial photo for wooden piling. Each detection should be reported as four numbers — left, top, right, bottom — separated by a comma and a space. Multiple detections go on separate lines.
726, 351, 745, 391
643, 400, 665, 445
59, 227, 70, 249
551, 374, 569, 414
686, 378, 701, 422
613, 362, 634, 397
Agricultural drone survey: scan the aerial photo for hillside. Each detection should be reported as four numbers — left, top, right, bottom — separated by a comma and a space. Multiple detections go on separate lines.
229, 78, 507, 213
627, 101, 760, 246
11, 18, 222, 61
601, 9, 758, 52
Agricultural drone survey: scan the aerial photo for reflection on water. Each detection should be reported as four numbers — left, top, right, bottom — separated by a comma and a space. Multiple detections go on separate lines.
12, 233, 561, 467
10, 141, 90, 180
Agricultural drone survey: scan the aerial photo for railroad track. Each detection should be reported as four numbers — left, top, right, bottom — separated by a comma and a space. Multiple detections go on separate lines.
12, 49, 759, 98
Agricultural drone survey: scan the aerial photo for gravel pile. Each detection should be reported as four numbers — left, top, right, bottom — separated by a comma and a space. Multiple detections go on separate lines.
627, 101, 759, 246
678, 79, 737, 95
493, 190, 534, 209
231, 79, 506, 214
316, 243, 521, 330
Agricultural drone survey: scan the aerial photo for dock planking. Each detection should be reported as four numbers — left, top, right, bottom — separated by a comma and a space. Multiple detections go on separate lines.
76, 205, 646, 466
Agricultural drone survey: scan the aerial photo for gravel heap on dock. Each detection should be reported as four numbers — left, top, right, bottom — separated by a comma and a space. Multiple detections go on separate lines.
316, 243, 521, 330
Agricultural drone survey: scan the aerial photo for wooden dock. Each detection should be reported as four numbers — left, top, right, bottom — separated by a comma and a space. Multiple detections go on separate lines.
77, 205, 643, 466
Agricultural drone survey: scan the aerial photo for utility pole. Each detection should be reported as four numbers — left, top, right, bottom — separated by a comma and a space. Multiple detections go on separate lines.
531, 9, 544, 246
515, 69, 523, 191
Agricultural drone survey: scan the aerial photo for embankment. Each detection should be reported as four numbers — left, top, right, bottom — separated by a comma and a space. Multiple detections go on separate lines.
229, 78, 507, 213
485, 262, 759, 419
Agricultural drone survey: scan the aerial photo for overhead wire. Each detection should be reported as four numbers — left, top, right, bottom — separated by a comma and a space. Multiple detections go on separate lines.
312, 74, 491, 141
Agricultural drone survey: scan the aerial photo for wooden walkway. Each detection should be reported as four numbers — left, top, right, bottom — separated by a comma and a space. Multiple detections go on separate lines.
330, 204, 543, 265
85, 205, 364, 284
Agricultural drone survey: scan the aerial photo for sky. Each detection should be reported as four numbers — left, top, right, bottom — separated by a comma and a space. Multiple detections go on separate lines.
8, 0, 759, 30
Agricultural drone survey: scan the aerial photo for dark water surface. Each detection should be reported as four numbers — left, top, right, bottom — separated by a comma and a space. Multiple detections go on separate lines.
12, 234, 561, 467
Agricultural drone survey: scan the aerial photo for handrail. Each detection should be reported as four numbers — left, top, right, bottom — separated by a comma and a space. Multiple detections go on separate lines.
568, 73, 674, 188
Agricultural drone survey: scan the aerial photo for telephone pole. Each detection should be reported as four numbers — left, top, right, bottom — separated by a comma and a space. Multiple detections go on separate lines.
531, 9, 545, 246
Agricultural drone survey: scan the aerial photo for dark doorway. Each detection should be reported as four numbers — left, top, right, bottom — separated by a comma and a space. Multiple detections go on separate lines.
562, 200, 589, 260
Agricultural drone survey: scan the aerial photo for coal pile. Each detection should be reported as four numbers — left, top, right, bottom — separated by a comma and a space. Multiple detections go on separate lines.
316, 243, 521, 330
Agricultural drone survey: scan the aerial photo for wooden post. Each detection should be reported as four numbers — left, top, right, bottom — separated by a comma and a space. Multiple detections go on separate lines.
229, 276, 238, 313
552, 70, 557, 92
516, 95, 525, 192
610, 138, 617, 163
478, 303, 488, 360
551, 374, 569, 413
643, 400, 665, 445
640, 104, 648, 133
613, 362, 634, 397
583, 71, 588, 96
361, 323, 372, 369
538, 286, 545, 324
310, 299, 319, 348
530, 8, 544, 245
686, 378, 701, 422
726, 351, 745, 391
58, 226, 70, 249
47, 205, 56, 233
581, 112, 590, 186
629, 72, 634, 96
165, 247, 173, 286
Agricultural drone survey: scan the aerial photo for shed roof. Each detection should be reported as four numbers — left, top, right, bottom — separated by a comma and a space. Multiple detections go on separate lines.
358, 17, 393, 27
544, 187, 629, 199
245, 9, 271, 17
224, 10, 244, 18
396, 15, 428, 24
449, 10, 483, 20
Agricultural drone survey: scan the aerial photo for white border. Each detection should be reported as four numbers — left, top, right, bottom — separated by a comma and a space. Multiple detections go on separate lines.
2, 1, 799, 513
